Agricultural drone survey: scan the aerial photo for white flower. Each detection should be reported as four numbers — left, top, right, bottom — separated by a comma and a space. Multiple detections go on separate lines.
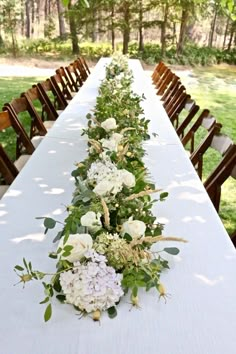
60, 251, 123, 313
122, 218, 146, 239
80, 211, 102, 231
121, 169, 135, 188
58, 234, 93, 263
101, 118, 117, 131
101, 138, 118, 152
93, 179, 122, 196
111, 133, 123, 144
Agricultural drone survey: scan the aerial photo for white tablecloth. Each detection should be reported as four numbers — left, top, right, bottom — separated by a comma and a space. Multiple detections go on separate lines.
0, 58, 236, 354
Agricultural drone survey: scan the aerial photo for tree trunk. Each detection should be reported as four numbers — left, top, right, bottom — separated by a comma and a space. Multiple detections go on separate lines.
21, 0, 25, 36
68, 1, 79, 54
177, 9, 188, 55
138, 0, 144, 52
111, 4, 115, 51
56, 0, 66, 38
31, 0, 35, 37
223, 16, 230, 49
227, 24, 235, 50
122, 2, 130, 54
208, 6, 217, 48
25, 0, 31, 38
161, 3, 169, 58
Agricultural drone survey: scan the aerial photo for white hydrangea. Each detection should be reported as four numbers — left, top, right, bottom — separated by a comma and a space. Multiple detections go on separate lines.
101, 118, 117, 132
80, 211, 102, 231
60, 250, 123, 313
87, 159, 117, 184
122, 217, 146, 239
58, 234, 93, 263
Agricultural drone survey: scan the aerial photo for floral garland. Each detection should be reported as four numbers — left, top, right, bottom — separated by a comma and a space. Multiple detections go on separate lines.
14, 54, 186, 322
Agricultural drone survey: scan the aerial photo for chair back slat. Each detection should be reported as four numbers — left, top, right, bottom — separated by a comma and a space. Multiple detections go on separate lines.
210, 134, 233, 156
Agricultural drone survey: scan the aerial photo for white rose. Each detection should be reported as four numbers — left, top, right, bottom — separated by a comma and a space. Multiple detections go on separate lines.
101, 118, 117, 131
58, 234, 93, 263
121, 170, 135, 188
80, 211, 102, 231
101, 138, 118, 152
93, 180, 113, 196
122, 218, 146, 239
111, 133, 123, 144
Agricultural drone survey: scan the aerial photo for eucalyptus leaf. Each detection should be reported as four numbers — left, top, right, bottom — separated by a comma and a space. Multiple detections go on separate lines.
44, 303, 52, 322
163, 247, 180, 255
14, 265, 24, 271
39, 297, 49, 304
44, 218, 56, 229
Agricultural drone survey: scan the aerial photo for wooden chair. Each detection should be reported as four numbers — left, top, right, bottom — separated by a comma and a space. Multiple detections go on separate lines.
65, 64, 82, 91
170, 97, 197, 130
190, 123, 222, 179
36, 78, 67, 115
80, 56, 91, 75
23, 85, 57, 125
204, 142, 236, 241
0, 110, 35, 172
181, 109, 216, 154
4, 97, 48, 149
163, 84, 186, 112
156, 70, 175, 96
161, 75, 181, 104
74, 58, 88, 82
0, 144, 18, 199
56, 67, 77, 97
152, 61, 165, 82
176, 103, 200, 138
153, 63, 168, 86
50, 73, 73, 102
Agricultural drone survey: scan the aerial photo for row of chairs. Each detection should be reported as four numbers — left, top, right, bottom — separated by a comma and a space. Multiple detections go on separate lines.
152, 61, 236, 245
0, 57, 90, 198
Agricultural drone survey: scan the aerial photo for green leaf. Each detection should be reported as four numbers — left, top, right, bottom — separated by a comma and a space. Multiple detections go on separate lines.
23, 258, 29, 271
132, 286, 138, 297
48, 252, 58, 259
44, 303, 52, 322
63, 245, 73, 252
160, 192, 168, 201
56, 294, 66, 303
40, 297, 49, 304
107, 306, 117, 319
123, 233, 132, 242
44, 218, 56, 229
14, 265, 24, 271
163, 247, 180, 256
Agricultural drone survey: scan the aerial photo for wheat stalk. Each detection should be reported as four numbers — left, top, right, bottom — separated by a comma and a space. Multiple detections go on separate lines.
130, 235, 188, 248
125, 188, 162, 201
101, 198, 110, 228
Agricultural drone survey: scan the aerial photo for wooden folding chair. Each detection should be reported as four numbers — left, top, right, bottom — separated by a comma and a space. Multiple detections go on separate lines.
0, 144, 18, 198
80, 56, 91, 75
163, 84, 186, 111
190, 123, 222, 179
154, 65, 169, 88
4, 96, 49, 149
51, 73, 73, 102
204, 142, 236, 212
0, 110, 34, 172
181, 109, 216, 154
161, 75, 181, 104
37, 78, 67, 114
23, 85, 58, 124
152, 61, 165, 81
170, 97, 197, 130
156, 70, 175, 96
74, 58, 89, 82
65, 64, 82, 91
56, 67, 77, 96
176, 103, 200, 138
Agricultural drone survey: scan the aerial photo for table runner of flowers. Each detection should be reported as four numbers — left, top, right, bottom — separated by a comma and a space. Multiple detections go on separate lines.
14, 54, 186, 322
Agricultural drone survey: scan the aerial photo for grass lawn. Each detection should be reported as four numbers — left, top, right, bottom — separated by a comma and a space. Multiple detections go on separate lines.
175, 65, 236, 235
0, 76, 47, 159
0, 67, 235, 235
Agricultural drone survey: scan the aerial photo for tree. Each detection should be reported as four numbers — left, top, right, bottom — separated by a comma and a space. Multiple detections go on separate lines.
0, 0, 20, 57
57, 0, 66, 38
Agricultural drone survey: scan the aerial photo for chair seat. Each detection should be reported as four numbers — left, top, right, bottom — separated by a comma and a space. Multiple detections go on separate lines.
14, 154, 31, 171
71, 92, 77, 97
44, 120, 55, 129
0, 185, 9, 199
56, 110, 64, 116
31, 136, 44, 149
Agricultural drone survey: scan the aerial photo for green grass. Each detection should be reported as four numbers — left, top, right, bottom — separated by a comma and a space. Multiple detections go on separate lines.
0, 76, 46, 159
176, 65, 236, 235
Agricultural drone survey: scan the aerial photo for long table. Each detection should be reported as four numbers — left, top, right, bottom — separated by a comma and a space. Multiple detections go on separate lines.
1, 59, 236, 354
